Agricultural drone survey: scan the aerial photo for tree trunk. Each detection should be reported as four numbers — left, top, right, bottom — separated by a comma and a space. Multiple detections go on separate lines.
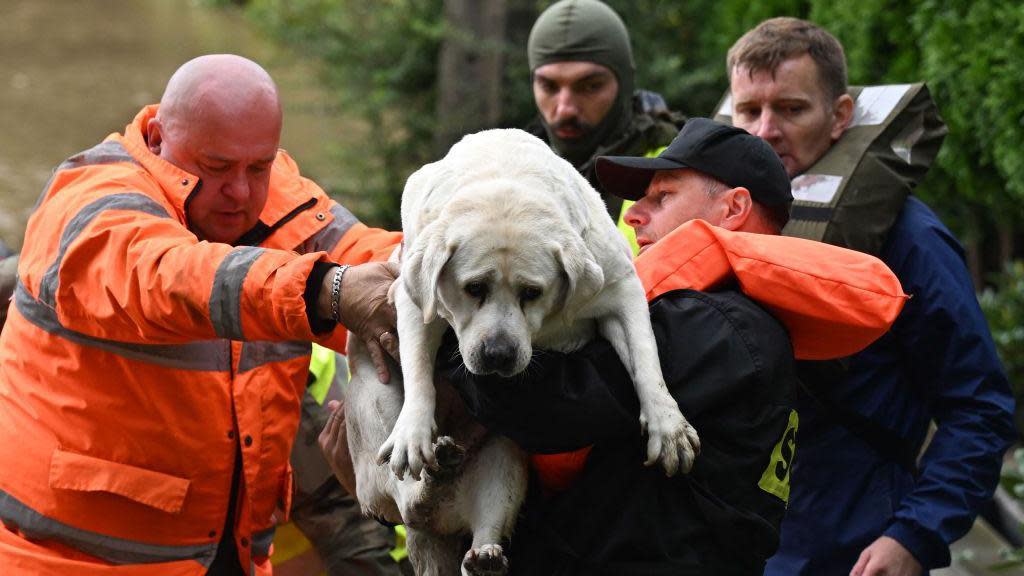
965, 210, 983, 290
997, 219, 1015, 268
434, 0, 507, 155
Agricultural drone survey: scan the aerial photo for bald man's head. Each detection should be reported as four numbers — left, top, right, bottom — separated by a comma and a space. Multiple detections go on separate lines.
147, 55, 283, 245
157, 54, 281, 140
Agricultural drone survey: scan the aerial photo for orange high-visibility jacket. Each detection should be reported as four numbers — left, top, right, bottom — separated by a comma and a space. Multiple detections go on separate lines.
532, 218, 908, 493
0, 106, 400, 575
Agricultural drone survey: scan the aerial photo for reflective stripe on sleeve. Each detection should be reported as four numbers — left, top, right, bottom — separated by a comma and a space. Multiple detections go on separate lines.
0, 490, 218, 567
39, 192, 171, 307
209, 246, 265, 341
299, 203, 358, 255
15, 282, 230, 371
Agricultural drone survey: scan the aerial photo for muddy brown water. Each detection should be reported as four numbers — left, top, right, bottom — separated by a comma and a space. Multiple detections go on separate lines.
0, 0, 366, 251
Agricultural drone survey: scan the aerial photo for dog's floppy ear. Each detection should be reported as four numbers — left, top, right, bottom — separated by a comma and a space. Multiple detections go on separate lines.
553, 234, 604, 321
403, 219, 457, 323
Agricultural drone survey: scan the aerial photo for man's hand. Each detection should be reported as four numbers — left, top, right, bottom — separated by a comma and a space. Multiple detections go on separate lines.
850, 536, 923, 576
318, 400, 358, 496
318, 261, 400, 383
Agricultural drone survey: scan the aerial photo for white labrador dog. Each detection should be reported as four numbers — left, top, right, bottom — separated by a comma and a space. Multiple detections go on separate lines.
345, 129, 699, 575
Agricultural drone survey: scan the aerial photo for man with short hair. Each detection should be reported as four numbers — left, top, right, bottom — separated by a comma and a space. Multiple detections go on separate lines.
727, 17, 1015, 576
526, 0, 683, 231
0, 54, 402, 574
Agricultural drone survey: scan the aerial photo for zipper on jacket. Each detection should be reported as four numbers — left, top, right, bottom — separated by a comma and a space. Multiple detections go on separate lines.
235, 197, 318, 247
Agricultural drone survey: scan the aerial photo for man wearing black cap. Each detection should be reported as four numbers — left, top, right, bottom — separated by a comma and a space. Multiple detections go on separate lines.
602, 119, 794, 241
438, 118, 800, 575
526, 0, 683, 249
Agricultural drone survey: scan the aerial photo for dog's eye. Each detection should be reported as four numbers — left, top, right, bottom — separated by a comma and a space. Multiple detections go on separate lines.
520, 286, 543, 303
464, 282, 488, 299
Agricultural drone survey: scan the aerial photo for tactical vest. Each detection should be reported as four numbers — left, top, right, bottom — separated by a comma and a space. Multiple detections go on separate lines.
715, 83, 947, 256
715, 84, 948, 473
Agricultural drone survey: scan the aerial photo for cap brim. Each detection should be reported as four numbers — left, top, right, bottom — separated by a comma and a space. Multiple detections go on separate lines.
596, 155, 688, 201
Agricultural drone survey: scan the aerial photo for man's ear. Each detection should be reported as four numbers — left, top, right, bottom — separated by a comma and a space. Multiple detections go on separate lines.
552, 236, 604, 322
830, 93, 855, 142
718, 187, 753, 232
146, 118, 164, 155
402, 219, 456, 323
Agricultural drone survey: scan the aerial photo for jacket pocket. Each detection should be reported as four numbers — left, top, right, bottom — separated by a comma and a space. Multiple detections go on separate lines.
48, 448, 190, 514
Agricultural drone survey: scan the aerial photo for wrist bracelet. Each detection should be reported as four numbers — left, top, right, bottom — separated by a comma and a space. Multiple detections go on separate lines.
330, 265, 351, 323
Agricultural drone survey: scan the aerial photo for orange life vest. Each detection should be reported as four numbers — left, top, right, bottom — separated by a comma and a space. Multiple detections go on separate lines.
531, 219, 907, 492
0, 106, 400, 575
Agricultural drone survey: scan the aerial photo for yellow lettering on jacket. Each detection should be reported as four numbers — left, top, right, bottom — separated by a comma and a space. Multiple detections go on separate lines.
758, 409, 799, 504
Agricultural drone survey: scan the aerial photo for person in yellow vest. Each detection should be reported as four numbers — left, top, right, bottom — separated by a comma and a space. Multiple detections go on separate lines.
524, 0, 684, 253
272, 345, 405, 576
0, 54, 403, 575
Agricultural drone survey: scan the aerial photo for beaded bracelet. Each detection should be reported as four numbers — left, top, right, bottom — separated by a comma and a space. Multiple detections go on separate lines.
330, 265, 351, 323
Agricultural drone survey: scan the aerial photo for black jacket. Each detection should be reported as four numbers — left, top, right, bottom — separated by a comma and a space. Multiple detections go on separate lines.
441, 287, 797, 576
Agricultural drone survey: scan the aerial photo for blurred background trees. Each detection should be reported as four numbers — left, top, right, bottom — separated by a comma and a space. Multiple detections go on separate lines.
234, 1, 1022, 269
219, 0, 1023, 403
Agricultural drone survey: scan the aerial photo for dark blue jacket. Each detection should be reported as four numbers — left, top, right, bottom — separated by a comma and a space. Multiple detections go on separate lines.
765, 197, 1016, 574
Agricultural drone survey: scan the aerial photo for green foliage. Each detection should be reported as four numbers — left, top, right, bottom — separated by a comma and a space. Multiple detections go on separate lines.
246, 0, 445, 227
233, 0, 1023, 244
912, 1, 1024, 221
979, 261, 1024, 403
993, 448, 1024, 570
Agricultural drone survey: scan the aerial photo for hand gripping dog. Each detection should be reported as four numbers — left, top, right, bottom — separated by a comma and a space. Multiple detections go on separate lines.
348, 129, 699, 575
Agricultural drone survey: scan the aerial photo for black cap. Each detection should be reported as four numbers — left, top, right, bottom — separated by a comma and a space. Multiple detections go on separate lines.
596, 117, 792, 207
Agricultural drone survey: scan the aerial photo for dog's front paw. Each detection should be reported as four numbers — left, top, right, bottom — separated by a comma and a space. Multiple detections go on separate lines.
639, 395, 701, 476
462, 544, 508, 576
377, 408, 437, 480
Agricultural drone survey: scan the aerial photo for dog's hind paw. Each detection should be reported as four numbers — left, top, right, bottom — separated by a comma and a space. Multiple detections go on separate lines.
462, 544, 508, 576
426, 435, 466, 483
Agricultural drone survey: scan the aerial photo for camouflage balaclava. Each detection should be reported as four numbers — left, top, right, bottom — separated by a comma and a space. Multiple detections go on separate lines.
528, 0, 635, 168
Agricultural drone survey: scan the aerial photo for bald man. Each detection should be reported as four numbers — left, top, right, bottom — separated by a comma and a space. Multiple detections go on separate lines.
0, 55, 402, 575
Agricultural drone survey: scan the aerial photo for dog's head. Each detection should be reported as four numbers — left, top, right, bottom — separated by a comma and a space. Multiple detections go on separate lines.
403, 182, 604, 377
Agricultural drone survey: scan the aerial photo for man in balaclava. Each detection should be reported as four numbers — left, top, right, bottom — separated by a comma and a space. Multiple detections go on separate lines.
527, 0, 683, 226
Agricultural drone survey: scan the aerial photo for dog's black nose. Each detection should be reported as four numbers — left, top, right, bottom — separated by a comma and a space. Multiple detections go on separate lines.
481, 334, 518, 374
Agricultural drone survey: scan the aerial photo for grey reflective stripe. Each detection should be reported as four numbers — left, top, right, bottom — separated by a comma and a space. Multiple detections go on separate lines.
32, 140, 140, 213
300, 203, 358, 254
209, 247, 265, 340
0, 490, 217, 567
238, 340, 310, 374
16, 282, 230, 371
39, 192, 171, 307
57, 140, 139, 172
251, 525, 276, 558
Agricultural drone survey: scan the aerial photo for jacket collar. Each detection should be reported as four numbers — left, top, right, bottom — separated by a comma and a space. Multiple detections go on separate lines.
634, 219, 731, 301
116, 105, 319, 244
634, 219, 907, 361
117, 105, 200, 221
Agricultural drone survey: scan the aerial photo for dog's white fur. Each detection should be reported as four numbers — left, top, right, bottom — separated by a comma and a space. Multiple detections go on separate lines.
346, 129, 699, 575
